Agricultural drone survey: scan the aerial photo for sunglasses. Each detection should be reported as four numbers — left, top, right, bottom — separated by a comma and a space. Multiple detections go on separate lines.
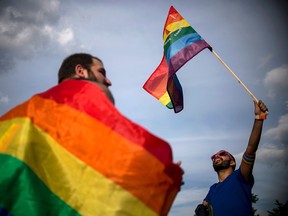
211, 150, 234, 161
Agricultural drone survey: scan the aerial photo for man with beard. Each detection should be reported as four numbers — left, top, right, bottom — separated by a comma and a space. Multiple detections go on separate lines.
0, 53, 184, 215
58, 53, 112, 87
195, 100, 268, 216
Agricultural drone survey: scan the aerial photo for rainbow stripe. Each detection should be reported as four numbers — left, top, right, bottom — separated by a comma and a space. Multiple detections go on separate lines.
0, 79, 183, 215
242, 153, 256, 166
143, 6, 211, 113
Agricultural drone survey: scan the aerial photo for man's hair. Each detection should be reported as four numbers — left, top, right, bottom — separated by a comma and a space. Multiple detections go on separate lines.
228, 152, 236, 171
58, 53, 102, 83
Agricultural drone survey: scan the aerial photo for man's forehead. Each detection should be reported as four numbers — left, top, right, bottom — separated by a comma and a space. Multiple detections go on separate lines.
92, 58, 103, 66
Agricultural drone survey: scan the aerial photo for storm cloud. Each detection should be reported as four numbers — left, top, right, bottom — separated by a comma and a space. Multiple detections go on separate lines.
0, 0, 66, 73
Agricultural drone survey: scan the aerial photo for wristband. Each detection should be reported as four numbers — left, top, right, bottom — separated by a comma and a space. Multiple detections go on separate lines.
255, 114, 266, 120
242, 153, 255, 165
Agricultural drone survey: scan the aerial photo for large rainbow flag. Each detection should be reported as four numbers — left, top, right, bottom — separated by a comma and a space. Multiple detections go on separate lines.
0, 79, 183, 215
143, 6, 212, 113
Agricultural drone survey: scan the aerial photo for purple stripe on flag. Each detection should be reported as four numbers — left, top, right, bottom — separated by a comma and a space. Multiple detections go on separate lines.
168, 40, 211, 77
165, 33, 201, 62
167, 75, 183, 113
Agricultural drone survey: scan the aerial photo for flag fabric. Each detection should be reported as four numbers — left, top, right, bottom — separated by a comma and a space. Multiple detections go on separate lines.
143, 6, 212, 113
0, 79, 183, 216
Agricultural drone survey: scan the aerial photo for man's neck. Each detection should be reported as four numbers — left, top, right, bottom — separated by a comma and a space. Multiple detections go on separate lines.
217, 168, 233, 182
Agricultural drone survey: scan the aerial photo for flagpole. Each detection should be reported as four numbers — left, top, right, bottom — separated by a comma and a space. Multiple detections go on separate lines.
211, 49, 258, 103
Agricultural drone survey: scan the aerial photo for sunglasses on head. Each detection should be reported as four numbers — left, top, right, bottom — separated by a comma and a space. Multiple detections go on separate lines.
211, 150, 234, 161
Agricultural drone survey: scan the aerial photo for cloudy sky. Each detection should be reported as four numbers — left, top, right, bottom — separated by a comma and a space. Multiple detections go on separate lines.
1, 0, 288, 215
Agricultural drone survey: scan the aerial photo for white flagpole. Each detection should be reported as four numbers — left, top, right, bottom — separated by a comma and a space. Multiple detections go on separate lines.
211, 49, 259, 103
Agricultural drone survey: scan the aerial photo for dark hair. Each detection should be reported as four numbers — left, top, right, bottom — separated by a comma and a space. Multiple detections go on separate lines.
229, 153, 236, 171
58, 53, 102, 83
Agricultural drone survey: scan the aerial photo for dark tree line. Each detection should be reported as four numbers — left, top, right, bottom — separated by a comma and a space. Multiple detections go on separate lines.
253, 194, 288, 216
267, 200, 288, 216
194, 194, 287, 216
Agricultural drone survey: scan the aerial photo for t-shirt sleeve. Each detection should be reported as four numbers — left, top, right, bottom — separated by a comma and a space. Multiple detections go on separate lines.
236, 169, 255, 187
204, 183, 217, 203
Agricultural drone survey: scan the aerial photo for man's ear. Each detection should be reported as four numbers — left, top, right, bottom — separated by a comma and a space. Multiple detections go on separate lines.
230, 160, 236, 167
75, 64, 86, 77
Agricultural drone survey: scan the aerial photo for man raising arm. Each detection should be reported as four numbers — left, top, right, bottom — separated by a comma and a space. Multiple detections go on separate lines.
196, 100, 268, 216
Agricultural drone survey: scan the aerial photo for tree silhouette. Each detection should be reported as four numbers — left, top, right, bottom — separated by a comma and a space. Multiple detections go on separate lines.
267, 200, 288, 216
252, 193, 259, 216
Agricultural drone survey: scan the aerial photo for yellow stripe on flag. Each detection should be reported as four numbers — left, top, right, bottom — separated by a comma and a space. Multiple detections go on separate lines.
159, 91, 172, 106
163, 19, 190, 42
0, 118, 157, 216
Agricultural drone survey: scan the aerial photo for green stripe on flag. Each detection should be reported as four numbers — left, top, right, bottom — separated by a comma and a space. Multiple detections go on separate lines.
164, 26, 196, 54
0, 154, 80, 216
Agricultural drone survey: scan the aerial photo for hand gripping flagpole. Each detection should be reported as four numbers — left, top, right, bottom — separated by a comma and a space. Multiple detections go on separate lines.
211, 49, 259, 103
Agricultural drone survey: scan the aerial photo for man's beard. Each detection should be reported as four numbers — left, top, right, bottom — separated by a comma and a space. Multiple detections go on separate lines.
213, 160, 231, 172
87, 68, 98, 82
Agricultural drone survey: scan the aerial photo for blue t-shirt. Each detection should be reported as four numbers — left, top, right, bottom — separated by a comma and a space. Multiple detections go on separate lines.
204, 169, 254, 216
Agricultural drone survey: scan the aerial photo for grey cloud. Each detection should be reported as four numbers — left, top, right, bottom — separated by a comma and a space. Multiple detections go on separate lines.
265, 114, 288, 146
0, 0, 59, 25
264, 65, 288, 98
0, 0, 60, 74
0, 92, 9, 104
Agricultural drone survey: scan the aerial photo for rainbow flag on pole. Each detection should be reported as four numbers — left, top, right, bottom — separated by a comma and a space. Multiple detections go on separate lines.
143, 6, 212, 113
0, 79, 183, 215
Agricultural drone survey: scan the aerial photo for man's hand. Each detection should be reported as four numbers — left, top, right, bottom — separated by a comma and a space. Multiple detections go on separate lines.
255, 100, 268, 115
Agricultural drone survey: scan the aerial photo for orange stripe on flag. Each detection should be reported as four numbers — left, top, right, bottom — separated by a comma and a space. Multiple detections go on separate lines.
0, 118, 156, 215
0, 95, 179, 214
